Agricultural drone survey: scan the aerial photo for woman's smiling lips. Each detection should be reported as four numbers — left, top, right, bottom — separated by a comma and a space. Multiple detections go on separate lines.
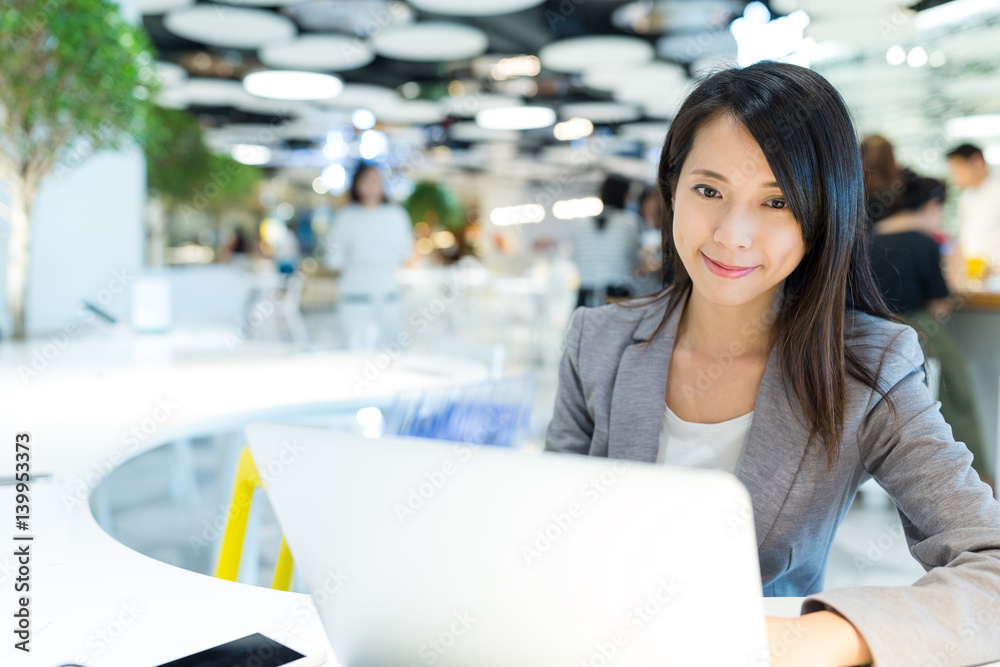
701, 251, 759, 279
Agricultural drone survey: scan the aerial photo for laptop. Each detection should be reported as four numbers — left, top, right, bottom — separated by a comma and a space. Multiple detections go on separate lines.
246, 423, 769, 667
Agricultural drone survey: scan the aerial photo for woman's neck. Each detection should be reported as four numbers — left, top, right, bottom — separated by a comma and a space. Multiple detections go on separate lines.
677, 287, 778, 360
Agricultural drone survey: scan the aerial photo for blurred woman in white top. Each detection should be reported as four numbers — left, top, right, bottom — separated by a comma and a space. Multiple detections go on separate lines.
325, 164, 415, 349
572, 174, 640, 308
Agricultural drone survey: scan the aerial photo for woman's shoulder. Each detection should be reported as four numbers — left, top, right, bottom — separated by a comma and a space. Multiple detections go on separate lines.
568, 292, 671, 346
845, 310, 924, 382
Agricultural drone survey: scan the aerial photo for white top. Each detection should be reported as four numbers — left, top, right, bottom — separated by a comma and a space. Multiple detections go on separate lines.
957, 175, 1000, 265
656, 402, 754, 475
324, 203, 415, 295
572, 209, 640, 289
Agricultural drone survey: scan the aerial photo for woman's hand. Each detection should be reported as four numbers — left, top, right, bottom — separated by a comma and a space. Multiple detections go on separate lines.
766, 612, 872, 667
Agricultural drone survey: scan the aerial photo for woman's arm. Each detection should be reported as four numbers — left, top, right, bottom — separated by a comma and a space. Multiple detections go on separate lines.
800, 326, 1000, 667
766, 612, 871, 667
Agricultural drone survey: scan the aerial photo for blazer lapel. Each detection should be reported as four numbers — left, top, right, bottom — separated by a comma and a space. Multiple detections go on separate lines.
607, 301, 682, 463
737, 346, 811, 547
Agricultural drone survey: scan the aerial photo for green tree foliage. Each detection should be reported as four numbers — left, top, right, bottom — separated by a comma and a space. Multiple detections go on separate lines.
144, 103, 261, 211
0, 0, 156, 338
404, 181, 465, 231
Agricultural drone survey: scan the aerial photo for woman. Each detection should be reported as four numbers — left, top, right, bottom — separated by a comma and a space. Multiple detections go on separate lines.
572, 174, 640, 308
869, 176, 988, 485
860, 135, 921, 226
546, 61, 1000, 666
325, 164, 414, 349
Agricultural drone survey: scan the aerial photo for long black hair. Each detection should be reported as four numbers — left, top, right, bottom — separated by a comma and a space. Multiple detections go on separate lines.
651, 61, 898, 466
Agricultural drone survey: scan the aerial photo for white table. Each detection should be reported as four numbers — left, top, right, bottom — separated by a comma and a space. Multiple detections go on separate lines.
0, 328, 489, 666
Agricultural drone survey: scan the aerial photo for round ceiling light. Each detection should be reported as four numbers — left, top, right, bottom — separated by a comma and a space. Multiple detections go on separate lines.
129, 0, 193, 13
372, 22, 489, 62
314, 83, 400, 110
407, 0, 545, 15
539, 35, 654, 73
173, 78, 254, 106
559, 102, 640, 124
476, 106, 556, 130
155, 61, 187, 88
164, 6, 296, 49
231, 144, 272, 166
211, 0, 302, 5
243, 70, 343, 101
584, 61, 687, 92
376, 100, 446, 125
260, 35, 375, 72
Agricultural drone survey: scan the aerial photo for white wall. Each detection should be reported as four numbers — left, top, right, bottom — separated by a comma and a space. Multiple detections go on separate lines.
0, 145, 145, 338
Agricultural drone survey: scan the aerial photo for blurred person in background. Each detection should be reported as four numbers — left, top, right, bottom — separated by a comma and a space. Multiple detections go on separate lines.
861, 135, 921, 227
947, 143, 1000, 274
273, 221, 301, 274
324, 164, 415, 349
863, 135, 961, 285
572, 174, 640, 308
635, 185, 666, 296
868, 176, 988, 484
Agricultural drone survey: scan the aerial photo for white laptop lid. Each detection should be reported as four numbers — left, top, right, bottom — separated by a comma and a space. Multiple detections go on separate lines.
246, 423, 769, 667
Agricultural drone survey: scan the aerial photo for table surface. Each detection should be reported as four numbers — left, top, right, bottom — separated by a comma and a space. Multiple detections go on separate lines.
0, 328, 489, 666
959, 289, 1000, 310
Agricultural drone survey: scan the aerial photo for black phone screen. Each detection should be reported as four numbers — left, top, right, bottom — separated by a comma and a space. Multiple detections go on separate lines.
154, 632, 306, 667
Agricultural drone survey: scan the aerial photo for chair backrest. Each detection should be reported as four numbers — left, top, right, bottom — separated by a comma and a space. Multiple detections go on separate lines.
382, 373, 537, 448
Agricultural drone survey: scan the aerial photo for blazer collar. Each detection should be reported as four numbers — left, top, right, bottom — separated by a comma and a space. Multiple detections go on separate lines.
607, 296, 810, 547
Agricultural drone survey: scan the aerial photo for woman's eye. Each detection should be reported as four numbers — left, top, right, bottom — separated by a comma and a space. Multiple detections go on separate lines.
693, 185, 720, 198
767, 199, 787, 210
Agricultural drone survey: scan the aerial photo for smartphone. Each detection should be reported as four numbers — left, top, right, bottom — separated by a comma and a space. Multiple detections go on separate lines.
154, 631, 325, 667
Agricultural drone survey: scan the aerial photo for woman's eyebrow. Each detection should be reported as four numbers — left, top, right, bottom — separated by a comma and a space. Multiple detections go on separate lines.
690, 168, 781, 189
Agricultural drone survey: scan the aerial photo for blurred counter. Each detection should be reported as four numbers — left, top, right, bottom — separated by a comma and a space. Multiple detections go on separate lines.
947, 292, 1000, 482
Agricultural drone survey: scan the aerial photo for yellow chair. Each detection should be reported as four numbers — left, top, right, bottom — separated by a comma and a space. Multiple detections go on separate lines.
214, 447, 295, 591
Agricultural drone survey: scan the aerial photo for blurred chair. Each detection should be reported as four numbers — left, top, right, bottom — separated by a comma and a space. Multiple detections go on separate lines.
382, 373, 537, 448
243, 270, 309, 346
214, 447, 295, 591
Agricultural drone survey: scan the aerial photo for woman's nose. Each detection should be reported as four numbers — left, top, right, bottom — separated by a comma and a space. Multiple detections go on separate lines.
712, 204, 754, 250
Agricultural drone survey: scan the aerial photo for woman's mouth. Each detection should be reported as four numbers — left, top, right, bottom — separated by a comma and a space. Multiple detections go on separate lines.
701, 252, 758, 279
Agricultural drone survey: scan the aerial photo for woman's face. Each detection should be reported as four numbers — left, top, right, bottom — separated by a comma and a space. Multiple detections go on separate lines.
356, 169, 383, 205
671, 114, 806, 310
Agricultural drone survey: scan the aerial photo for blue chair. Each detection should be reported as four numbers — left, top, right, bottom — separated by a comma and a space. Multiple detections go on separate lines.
382, 373, 537, 448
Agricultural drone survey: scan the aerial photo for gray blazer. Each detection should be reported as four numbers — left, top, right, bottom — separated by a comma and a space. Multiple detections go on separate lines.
545, 295, 1000, 667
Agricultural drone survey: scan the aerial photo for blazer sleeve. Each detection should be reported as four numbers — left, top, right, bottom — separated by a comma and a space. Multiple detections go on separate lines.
802, 326, 1000, 667
545, 307, 595, 455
